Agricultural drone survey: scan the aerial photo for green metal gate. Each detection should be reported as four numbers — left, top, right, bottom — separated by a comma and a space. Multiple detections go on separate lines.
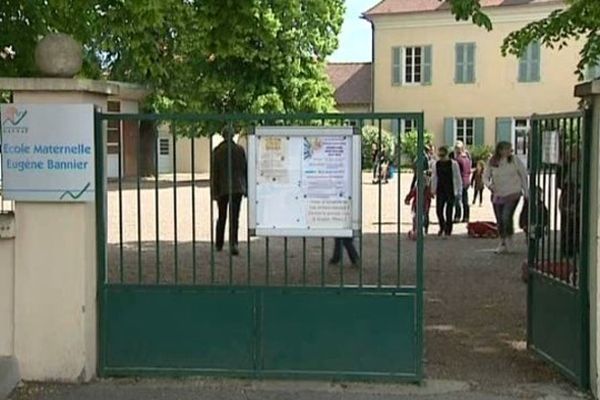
527, 111, 590, 388
95, 112, 427, 380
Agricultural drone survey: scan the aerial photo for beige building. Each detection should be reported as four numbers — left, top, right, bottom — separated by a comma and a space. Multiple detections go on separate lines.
364, 0, 588, 155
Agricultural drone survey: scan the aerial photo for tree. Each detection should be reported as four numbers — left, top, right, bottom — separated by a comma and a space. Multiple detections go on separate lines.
445, 0, 597, 76
0, 0, 344, 114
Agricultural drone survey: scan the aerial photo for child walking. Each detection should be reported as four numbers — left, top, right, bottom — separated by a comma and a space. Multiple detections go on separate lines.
471, 160, 485, 207
404, 172, 432, 240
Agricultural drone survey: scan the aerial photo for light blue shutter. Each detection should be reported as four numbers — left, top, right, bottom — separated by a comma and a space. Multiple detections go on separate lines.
392, 47, 402, 85
466, 43, 476, 83
530, 42, 541, 82
518, 44, 530, 82
444, 118, 454, 145
455, 44, 464, 83
495, 117, 513, 143
423, 45, 432, 85
474, 118, 485, 145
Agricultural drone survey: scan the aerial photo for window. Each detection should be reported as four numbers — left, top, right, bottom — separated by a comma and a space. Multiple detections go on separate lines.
513, 118, 530, 159
159, 138, 170, 156
455, 119, 475, 146
402, 119, 416, 133
446, 117, 484, 146
518, 42, 541, 82
404, 46, 422, 84
106, 101, 121, 155
392, 45, 432, 86
455, 43, 476, 84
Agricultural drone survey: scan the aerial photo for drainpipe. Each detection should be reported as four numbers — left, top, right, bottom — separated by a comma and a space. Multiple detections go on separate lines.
361, 13, 375, 113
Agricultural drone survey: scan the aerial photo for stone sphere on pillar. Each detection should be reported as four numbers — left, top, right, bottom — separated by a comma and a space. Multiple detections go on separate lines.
35, 33, 83, 78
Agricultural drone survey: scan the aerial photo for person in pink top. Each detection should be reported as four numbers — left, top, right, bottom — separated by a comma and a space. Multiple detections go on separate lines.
452, 141, 472, 223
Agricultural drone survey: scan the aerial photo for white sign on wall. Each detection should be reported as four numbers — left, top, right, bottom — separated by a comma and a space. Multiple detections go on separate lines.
248, 126, 361, 238
0, 104, 95, 202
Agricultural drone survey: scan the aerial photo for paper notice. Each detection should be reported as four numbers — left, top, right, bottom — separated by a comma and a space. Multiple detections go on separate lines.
258, 137, 289, 183
307, 199, 351, 229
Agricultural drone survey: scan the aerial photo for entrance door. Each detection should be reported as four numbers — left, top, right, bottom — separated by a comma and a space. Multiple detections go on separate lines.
527, 112, 590, 388
157, 137, 172, 174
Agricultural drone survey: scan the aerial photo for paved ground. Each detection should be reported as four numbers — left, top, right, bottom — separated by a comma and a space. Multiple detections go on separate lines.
8, 378, 589, 399
7, 173, 589, 399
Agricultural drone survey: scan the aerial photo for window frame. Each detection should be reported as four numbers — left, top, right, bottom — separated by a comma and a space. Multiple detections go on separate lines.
401, 119, 416, 134
403, 46, 423, 85
454, 118, 475, 147
512, 118, 530, 157
106, 100, 121, 156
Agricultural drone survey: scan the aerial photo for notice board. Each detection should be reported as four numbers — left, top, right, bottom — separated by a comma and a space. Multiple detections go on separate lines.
248, 126, 361, 237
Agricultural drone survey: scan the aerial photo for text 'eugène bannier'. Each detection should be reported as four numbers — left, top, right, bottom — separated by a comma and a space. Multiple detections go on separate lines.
2, 143, 92, 172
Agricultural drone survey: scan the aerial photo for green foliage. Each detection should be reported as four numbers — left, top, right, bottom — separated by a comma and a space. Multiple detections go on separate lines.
468, 144, 493, 164
0, 0, 344, 116
446, 0, 492, 30
501, 0, 600, 78
399, 130, 434, 165
446, 0, 596, 77
361, 125, 395, 170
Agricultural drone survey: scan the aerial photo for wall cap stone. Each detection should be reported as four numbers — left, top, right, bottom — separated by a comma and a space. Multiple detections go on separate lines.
575, 80, 600, 98
0, 78, 150, 102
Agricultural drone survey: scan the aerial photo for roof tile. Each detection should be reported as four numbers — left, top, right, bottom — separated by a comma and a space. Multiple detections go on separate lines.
364, 0, 562, 17
326, 63, 372, 106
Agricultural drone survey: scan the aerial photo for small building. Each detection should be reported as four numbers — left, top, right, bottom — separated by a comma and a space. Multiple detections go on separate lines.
327, 62, 372, 113
363, 0, 590, 155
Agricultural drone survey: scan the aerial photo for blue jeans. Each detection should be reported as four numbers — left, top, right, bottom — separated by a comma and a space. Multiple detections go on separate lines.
493, 198, 520, 239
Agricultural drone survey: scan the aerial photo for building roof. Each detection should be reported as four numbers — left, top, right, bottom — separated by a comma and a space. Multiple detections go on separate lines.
364, 0, 562, 18
326, 63, 372, 106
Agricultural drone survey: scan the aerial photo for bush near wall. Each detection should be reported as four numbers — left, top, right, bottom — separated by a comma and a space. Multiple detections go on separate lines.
469, 144, 494, 165
362, 125, 395, 170
399, 130, 434, 167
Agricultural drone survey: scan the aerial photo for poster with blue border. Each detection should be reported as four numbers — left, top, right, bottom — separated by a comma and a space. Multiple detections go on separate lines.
0, 104, 95, 202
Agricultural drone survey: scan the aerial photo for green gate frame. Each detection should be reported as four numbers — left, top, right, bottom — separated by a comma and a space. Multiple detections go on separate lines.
95, 112, 427, 381
527, 111, 590, 388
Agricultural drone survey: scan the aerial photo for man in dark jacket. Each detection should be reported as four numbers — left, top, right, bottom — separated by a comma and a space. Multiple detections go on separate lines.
211, 126, 247, 255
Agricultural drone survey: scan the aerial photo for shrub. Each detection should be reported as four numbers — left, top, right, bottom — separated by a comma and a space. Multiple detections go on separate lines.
399, 130, 434, 165
469, 144, 494, 165
361, 125, 395, 170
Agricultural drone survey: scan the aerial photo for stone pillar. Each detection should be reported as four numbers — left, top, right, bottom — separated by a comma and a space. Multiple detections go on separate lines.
0, 34, 148, 383
10, 92, 103, 381
575, 80, 600, 398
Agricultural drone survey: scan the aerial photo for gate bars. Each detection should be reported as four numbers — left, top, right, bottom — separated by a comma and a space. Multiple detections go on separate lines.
97, 112, 426, 290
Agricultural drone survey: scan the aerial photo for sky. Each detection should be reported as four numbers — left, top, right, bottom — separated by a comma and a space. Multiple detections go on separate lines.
329, 0, 381, 62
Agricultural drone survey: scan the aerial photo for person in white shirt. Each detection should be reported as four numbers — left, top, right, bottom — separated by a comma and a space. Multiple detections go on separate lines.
483, 141, 529, 254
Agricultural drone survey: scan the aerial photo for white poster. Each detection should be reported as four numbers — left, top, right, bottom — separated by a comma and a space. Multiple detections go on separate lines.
0, 104, 95, 202
542, 130, 560, 165
249, 127, 359, 237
